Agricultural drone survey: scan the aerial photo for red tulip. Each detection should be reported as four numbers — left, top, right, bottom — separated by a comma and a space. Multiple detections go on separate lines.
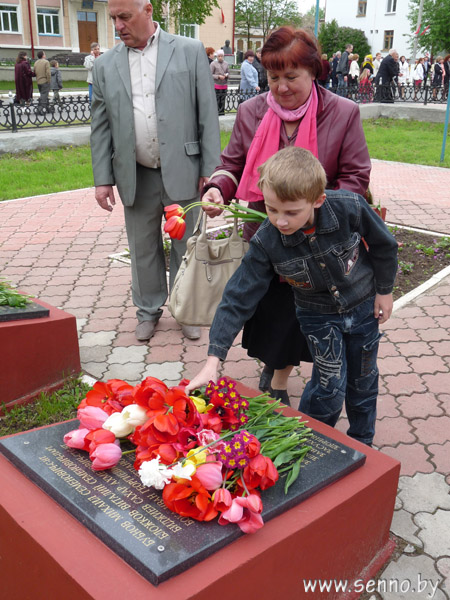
164, 216, 186, 240
163, 476, 218, 522
87, 428, 116, 452
243, 454, 279, 490
164, 203, 184, 220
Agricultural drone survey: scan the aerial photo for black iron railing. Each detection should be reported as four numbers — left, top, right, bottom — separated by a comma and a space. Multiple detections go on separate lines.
1, 84, 447, 132
1, 95, 91, 132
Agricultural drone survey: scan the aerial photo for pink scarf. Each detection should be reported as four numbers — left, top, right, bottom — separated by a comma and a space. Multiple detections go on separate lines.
236, 85, 319, 202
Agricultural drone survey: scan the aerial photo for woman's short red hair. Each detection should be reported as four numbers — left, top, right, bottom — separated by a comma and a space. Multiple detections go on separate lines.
261, 27, 322, 79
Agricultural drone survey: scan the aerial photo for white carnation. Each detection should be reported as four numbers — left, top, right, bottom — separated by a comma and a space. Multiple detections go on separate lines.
139, 457, 173, 490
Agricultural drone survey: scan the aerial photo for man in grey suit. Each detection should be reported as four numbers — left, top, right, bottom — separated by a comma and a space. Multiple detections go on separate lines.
90, 0, 220, 341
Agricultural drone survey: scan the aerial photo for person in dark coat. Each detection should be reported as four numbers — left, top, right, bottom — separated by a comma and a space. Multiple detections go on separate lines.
443, 54, 450, 99
432, 57, 444, 101
14, 51, 34, 105
318, 53, 331, 87
374, 49, 399, 103
253, 50, 268, 91
331, 51, 340, 90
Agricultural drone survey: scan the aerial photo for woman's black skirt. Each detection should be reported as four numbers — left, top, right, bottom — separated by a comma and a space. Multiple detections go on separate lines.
242, 275, 313, 368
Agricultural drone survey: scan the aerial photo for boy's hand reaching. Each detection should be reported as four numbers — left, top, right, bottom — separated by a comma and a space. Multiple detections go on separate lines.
374, 293, 393, 324
184, 356, 221, 394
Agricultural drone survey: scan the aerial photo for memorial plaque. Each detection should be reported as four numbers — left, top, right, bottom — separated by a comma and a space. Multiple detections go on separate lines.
0, 421, 365, 585
0, 301, 49, 322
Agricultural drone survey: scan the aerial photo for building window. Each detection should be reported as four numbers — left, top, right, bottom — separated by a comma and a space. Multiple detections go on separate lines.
180, 23, 197, 39
0, 4, 19, 32
383, 30, 394, 50
386, 0, 396, 13
357, 1, 367, 16
37, 8, 60, 35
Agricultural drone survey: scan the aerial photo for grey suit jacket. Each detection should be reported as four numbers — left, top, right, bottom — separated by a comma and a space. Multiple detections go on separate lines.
90, 29, 221, 206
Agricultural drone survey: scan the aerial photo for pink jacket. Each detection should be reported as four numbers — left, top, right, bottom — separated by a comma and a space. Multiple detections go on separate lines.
204, 84, 371, 239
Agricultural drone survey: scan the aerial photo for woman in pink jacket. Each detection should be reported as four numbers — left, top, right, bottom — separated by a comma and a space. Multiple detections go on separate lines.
202, 27, 371, 404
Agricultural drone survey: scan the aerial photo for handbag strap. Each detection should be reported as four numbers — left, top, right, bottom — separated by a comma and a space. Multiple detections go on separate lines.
195, 206, 246, 262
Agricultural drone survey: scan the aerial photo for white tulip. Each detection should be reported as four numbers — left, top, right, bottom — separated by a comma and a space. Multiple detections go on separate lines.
102, 412, 134, 438
121, 404, 148, 427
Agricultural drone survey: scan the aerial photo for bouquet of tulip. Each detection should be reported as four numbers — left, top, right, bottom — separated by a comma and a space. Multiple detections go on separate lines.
163, 201, 266, 240
64, 376, 312, 534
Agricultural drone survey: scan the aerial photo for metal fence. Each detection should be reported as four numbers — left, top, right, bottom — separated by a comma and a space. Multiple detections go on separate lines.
0, 95, 91, 132
1, 84, 447, 132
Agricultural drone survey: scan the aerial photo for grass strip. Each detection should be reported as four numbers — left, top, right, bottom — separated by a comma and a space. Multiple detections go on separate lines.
0, 376, 91, 437
0, 120, 448, 201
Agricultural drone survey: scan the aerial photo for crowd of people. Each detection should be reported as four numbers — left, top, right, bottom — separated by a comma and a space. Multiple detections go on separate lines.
204, 40, 450, 113
14, 43, 101, 109
314, 47, 450, 104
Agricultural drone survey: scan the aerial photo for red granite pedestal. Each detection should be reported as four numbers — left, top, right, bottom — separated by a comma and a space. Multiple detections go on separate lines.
0, 394, 400, 600
0, 298, 81, 411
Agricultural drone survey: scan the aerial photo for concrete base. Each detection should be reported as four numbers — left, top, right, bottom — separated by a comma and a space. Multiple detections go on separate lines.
0, 388, 400, 600
0, 298, 81, 411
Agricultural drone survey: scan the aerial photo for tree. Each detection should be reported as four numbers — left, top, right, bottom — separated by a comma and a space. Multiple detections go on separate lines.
235, 0, 302, 46
318, 19, 371, 61
407, 0, 450, 56
300, 6, 325, 34
152, 0, 219, 34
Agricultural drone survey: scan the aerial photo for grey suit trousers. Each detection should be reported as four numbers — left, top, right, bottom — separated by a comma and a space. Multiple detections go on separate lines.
123, 163, 199, 323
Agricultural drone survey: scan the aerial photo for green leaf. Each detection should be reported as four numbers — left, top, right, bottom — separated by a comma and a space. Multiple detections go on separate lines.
273, 450, 295, 467
284, 459, 302, 494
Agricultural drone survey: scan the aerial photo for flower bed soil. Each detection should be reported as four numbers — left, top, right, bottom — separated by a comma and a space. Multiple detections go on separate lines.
165, 225, 450, 301
392, 227, 450, 300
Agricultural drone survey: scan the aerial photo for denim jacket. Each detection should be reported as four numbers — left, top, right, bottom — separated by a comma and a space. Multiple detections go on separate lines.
208, 190, 398, 360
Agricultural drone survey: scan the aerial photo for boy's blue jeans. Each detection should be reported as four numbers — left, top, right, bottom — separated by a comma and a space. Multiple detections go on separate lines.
297, 297, 382, 446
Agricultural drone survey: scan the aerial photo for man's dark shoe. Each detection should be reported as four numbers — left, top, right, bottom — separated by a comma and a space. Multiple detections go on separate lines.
135, 320, 157, 341
181, 324, 201, 340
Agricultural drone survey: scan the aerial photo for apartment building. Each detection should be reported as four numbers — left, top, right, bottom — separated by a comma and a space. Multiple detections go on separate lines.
325, 0, 415, 59
0, 0, 234, 60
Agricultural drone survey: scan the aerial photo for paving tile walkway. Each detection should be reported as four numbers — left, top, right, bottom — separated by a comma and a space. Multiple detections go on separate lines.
1, 158, 450, 598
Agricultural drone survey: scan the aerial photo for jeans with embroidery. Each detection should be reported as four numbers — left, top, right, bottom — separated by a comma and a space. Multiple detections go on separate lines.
297, 296, 382, 446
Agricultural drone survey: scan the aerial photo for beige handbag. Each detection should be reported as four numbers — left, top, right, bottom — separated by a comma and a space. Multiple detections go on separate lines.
168, 212, 249, 326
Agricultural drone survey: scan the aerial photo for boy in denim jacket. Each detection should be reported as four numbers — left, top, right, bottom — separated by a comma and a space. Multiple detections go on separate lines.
186, 147, 398, 446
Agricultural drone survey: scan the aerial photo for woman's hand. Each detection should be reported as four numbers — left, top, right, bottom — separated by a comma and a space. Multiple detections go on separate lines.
185, 356, 221, 394
202, 187, 224, 218
374, 293, 393, 324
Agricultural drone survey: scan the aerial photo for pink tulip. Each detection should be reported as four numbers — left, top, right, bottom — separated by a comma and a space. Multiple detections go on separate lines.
213, 487, 233, 511
63, 428, 90, 451
195, 462, 224, 491
90, 442, 122, 471
77, 406, 109, 430
219, 494, 264, 534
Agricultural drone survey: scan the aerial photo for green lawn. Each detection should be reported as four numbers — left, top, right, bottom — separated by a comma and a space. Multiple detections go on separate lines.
0, 119, 448, 201
362, 118, 449, 167
0, 80, 89, 91
0, 146, 94, 200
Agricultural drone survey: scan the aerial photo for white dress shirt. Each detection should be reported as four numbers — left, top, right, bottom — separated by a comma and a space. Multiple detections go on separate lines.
128, 24, 161, 168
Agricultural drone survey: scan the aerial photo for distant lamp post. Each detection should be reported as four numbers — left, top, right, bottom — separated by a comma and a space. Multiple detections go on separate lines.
314, 0, 320, 37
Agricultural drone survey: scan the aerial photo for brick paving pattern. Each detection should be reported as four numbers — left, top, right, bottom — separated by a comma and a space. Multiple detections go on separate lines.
1, 159, 450, 598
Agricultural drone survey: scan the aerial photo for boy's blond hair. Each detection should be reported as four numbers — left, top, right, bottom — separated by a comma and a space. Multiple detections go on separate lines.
257, 147, 327, 204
